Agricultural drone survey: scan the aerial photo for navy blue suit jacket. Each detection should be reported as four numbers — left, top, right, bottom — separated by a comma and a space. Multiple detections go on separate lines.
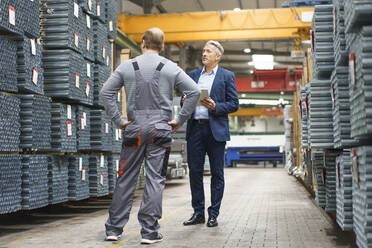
186, 67, 239, 142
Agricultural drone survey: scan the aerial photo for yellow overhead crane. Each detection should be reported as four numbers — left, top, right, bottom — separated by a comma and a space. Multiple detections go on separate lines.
117, 7, 314, 43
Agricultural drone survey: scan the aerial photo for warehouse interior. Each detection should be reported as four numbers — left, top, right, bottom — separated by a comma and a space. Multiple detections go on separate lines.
0, 0, 371, 247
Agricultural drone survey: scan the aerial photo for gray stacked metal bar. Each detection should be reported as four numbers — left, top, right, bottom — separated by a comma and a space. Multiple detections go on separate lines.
108, 155, 120, 194
336, 150, 353, 231
48, 155, 69, 204
93, 63, 110, 108
94, 0, 106, 23
0, 155, 22, 214
112, 124, 122, 153
78, 0, 97, 16
324, 149, 339, 212
82, 11, 95, 62
0, 0, 24, 36
81, 60, 94, 106
89, 154, 109, 197
300, 85, 309, 148
51, 103, 77, 152
333, 0, 348, 66
76, 105, 91, 150
0, 92, 20, 152
352, 146, 372, 248
312, 149, 326, 207
0, 37, 18, 92
16, 37, 44, 95
105, 0, 118, 39
21, 155, 49, 210
18, 95, 51, 151
23, 0, 40, 38
93, 19, 107, 65
90, 109, 112, 151
344, 0, 372, 33
68, 155, 90, 200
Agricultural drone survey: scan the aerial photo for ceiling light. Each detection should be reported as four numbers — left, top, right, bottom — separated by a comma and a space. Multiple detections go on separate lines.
251, 55, 274, 70
243, 48, 251, 53
233, 8, 241, 12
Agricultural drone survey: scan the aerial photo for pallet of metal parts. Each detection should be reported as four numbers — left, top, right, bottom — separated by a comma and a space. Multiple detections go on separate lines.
335, 150, 353, 231
18, 95, 52, 151
105, 0, 118, 39
344, 0, 372, 33
312, 149, 326, 207
348, 26, 372, 141
112, 124, 122, 153
324, 149, 339, 212
93, 19, 108, 65
93, 63, 110, 108
82, 12, 95, 62
303, 150, 313, 185
51, 103, 77, 152
80, 59, 94, 106
136, 162, 146, 190
0, 37, 18, 92
75, 105, 91, 151
0, 154, 22, 214
67, 155, 90, 200
333, 0, 348, 66
108, 155, 120, 194
40, 0, 84, 54
0, 0, 24, 36
89, 154, 109, 197
21, 154, 49, 210
90, 109, 112, 151
78, 0, 97, 16
0, 92, 20, 152
23, 0, 40, 38
300, 85, 309, 148
48, 155, 69, 205
94, 0, 105, 23
104, 39, 112, 69
351, 146, 372, 248
43, 49, 86, 103
16, 37, 44, 95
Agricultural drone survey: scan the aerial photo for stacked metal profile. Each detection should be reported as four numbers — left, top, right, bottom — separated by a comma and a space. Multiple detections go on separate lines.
93, 64, 110, 108
21, 155, 49, 210
51, 103, 77, 152
0, 37, 18, 92
16, 37, 44, 95
344, 0, 372, 33
68, 155, 90, 200
311, 4, 335, 79
333, 0, 348, 66
112, 124, 122, 153
0, 155, 22, 214
284, 105, 293, 167
78, 0, 97, 16
0, 93, 20, 152
48, 155, 69, 204
19, 95, 51, 150
309, 80, 334, 148
324, 149, 338, 212
352, 146, 372, 248
349, 26, 372, 140
312, 150, 326, 207
23, 0, 40, 38
90, 110, 112, 151
105, 0, 118, 39
76, 105, 91, 150
303, 150, 313, 185
81, 60, 94, 106
300, 86, 309, 148
89, 155, 109, 197
0, 0, 24, 36
94, 0, 106, 23
93, 19, 107, 65
82, 11, 95, 62
336, 150, 353, 230
108, 155, 120, 193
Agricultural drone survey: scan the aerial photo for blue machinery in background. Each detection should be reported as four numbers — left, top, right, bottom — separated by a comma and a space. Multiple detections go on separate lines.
225, 146, 283, 168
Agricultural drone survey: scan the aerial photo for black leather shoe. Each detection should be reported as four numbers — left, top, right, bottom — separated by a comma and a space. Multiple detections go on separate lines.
183, 213, 205, 226
207, 216, 218, 227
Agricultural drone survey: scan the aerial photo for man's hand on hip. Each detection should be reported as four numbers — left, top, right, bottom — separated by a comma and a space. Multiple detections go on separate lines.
118, 121, 132, 130
168, 120, 181, 133
200, 97, 216, 110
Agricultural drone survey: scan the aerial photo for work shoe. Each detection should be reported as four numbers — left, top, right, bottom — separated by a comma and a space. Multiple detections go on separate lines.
206, 216, 218, 227
183, 213, 205, 226
105, 235, 121, 241
140, 233, 163, 244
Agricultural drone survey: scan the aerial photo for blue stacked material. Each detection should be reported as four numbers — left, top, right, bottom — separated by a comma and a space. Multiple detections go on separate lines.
0, 37, 18, 93
0, 0, 23, 36
324, 149, 339, 212
16, 37, 44, 95
81, 60, 94, 106
19, 95, 51, 151
333, 0, 348, 66
21, 155, 49, 210
68, 155, 90, 200
282, 0, 332, 7
43, 49, 86, 103
23, 0, 40, 38
105, 0, 118, 39
108, 155, 120, 194
312, 149, 326, 207
112, 124, 122, 153
51, 103, 77, 152
90, 109, 112, 151
0, 154, 22, 214
78, 0, 97, 16
93, 19, 107, 64
40, 0, 83, 54
82, 11, 95, 62
344, 0, 372, 33
48, 155, 69, 204
94, 0, 106, 23
76, 105, 91, 150
89, 155, 109, 197
336, 150, 353, 231
93, 63, 110, 108
0, 92, 20, 152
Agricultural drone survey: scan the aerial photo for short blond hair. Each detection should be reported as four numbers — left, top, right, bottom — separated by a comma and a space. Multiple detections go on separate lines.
205, 40, 224, 56
142, 27, 164, 52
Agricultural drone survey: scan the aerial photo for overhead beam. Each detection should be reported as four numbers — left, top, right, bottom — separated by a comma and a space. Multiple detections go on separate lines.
171, 49, 292, 57
118, 7, 314, 43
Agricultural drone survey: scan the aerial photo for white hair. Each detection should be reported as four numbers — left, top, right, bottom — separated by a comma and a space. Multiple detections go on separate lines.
205, 40, 224, 56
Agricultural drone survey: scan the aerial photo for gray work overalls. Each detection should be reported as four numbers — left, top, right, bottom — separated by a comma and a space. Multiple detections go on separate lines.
105, 58, 172, 240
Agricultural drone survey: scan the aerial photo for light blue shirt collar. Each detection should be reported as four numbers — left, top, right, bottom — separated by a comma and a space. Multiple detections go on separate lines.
201, 65, 218, 76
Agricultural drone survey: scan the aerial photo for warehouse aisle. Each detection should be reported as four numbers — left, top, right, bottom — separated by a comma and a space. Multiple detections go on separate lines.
0, 168, 353, 248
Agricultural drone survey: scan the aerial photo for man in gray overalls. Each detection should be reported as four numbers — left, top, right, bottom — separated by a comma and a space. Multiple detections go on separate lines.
99, 27, 200, 244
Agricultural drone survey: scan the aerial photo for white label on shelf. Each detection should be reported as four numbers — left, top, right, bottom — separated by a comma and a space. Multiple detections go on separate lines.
74, 32, 79, 47
83, 112, 87, 128
9, 6, 15, 26
82, 167, 86, 181
349, 54, 356, 87
32, 67, 38, 85
116, 160, 119, 172
74, 2, 79, 18
115, 128, 119, 141
105, 120, 109, 134
86, 36, 90, 51
102, 46, 106, 59
87, 63, 91, 78
86, 14, 91, 29
88, 0, 92, 10
67, 120, 72, 136
86, 82, 90, 96
75, 72, 80, 88
97, 2, 101, 16
100, 173, 104, 186
67, 105, 72, 119
30, 39, 36, 56
109, 20, 113, 32
117, 90, 120, 102
106, 54, 109, 66
100, 155, 104, 167
79, 157, 83, 171
81, 114, 85, 129
119, 129, 122, 139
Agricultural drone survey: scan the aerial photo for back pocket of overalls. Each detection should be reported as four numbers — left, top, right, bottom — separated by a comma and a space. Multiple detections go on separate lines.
153, 123, 172, 147
123, 124, 141, 147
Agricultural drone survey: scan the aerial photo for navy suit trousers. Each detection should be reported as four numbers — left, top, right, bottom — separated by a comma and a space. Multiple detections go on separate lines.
187, 121, 226, 218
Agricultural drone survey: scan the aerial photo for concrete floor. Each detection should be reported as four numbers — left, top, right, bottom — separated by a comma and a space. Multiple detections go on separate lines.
0, 167, 355, 248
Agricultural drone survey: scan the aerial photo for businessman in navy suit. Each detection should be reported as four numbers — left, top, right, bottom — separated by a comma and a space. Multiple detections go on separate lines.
182, 40, 239, 227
